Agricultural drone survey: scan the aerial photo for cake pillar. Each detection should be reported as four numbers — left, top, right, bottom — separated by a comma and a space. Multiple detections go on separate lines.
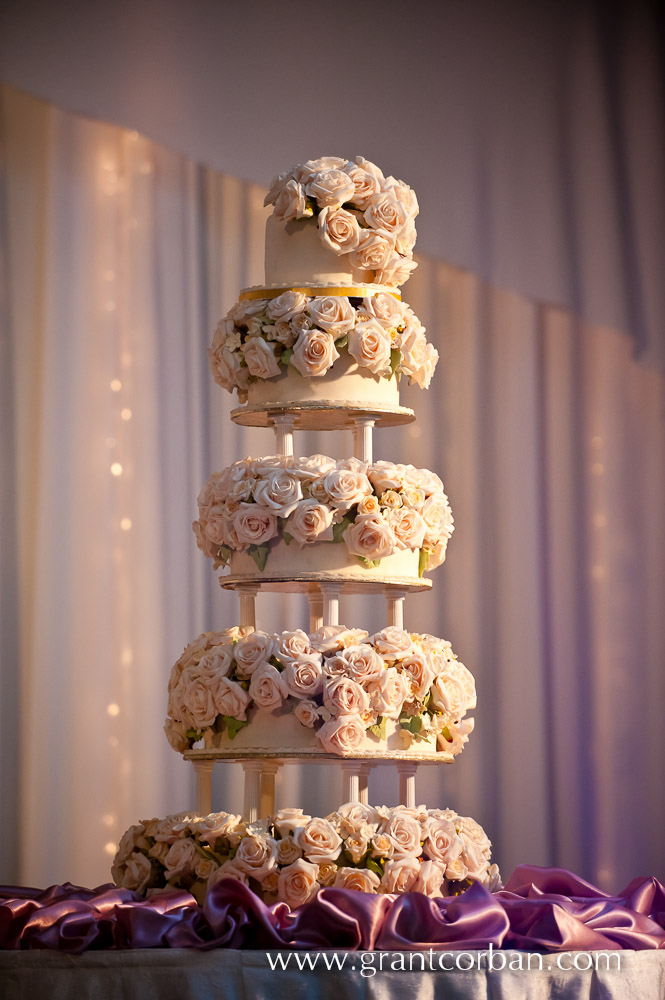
321, 583, 342, 627
272, 413, 296, 457
308, 589, 324, 632
386, 589, 406, 629
357, 763, 371, 804
242, 761, 264, 823
236, 584, 258, 629
341, 762, 362, 803
260, 762, 281, 817
192, 761, 214, 816
397, 762, 418, 808
352, 417, 375, 465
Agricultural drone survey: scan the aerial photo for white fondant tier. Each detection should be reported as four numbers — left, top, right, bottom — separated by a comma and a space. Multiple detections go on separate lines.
265, 216, 376, 286
185, 710, 455, 761
225, 539, 422, 585
245, 351, 398, 411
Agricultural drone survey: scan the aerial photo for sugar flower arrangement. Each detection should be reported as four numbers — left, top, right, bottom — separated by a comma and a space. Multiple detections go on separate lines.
193, 455, 454, 575
209, 291, 438, 399
264, 155, 419, 288
164, 624, 475, 757
112, 802, 501, 905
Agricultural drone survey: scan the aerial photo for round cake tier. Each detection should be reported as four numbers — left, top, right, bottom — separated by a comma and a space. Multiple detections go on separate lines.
232, 351, 414, 429
266, 215, 376, 286
222, 541, 429, 590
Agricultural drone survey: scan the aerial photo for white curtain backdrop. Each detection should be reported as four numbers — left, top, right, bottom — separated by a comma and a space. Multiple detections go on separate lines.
2, 85, 664, 892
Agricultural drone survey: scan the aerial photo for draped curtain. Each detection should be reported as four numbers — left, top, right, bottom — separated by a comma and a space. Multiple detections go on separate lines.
2, 84, 664, 892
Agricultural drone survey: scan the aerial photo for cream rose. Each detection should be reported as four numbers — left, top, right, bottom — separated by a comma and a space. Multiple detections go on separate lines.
360, 292, 406, 329
252, 470, 303, 517
265, 290, 307, 322
272, 808, 312, 838
337, 801, 381, 830
277, 858, 320, 908
116, 853, 152, 892
318, 206, 361, 253
338, 643, 385, 684
291, 328, 339, 377
414, 860, 446, 897
248, 662, 288, 711
344, 162, 381, 209
421, 493, 454, 546
234, 631, 278, 677
458, 816, 492, 855
380, 857, 420, 893
192, 812, 242, 845
382, 812, 422, 858
322, 469, 372, 511
243, 337, 281, 380
164, 717, 190, 752
175, 671, 218, 729
409, 342, 439, 389
348, 230, 395, 272
284, 499, 334, 544
367, 461, 404, 494
317, 861, 339, 887
376, 256, 418, 287
276, 629, 315, 665
276, 835, 302, 866
347, 319, 392, 376
334, 867, 380, 892
323, 675, 369, 717
368, 667, 410, 719
294, 699, 320, 727
399, 650, 435, 700
461, 840, 489, 882
164, 838, 199, 880
371, 626, 414, 660
295, 817, 343, 864
214, 677, 251, 721
385, 507, 427, 550
364, 191, 409, 236
423, 817, 463, 866
306, 296, 356, 337
357, 494, 381, 516
233, 503, 278, 548
208, 860, 248, 887
343, 514, 397, 561
283, 658, 324, 699
317, 714, 366, 755
209, 345, 249, 393
293, 454, 337, 479
273, 179, 310, 221
306, 169, 355, 209
344, 832, 370, 864
370, 833, 394, 860
234, 833, 278, 882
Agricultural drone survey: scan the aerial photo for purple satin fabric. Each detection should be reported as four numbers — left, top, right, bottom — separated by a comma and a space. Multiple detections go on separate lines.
1, 866, 664, 953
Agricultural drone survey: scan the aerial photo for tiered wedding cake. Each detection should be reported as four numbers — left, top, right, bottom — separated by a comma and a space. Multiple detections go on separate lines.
113, 156, 499, 906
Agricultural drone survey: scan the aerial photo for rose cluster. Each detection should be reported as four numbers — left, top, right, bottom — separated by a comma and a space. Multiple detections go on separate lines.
164, 624, 475, 758
193, 455, 454, 573
112, 802, 501, 906
264, 156, 419, 287
209, 290, 438, 398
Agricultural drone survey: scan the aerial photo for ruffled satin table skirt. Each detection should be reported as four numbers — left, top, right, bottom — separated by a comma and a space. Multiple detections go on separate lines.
2, 866, 664, 999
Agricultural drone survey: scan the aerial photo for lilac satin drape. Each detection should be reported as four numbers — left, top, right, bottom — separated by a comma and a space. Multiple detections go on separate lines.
2, 866, 664, 953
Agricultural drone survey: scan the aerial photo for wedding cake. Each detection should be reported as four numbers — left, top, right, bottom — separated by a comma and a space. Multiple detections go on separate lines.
113, 156, 499, 906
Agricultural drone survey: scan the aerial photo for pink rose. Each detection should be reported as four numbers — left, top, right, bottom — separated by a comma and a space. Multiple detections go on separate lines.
233, 503, 279, 547
248, 663, 288, 711
317, 714, 366, 755
343, 514, 397, 561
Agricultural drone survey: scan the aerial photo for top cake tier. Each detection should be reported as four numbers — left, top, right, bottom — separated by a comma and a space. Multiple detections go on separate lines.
261, 155, 418, 289
214, 157, 435, 429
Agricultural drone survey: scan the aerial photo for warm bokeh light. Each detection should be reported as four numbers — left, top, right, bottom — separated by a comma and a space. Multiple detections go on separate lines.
111, 463, 123, 476
107, 703, 120, 717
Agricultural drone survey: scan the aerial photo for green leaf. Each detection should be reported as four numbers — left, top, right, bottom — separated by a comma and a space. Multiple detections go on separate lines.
248, 544, 270, 570
359, 557, 381, 568
332, 516, 350, 543
185, 728, 202, 741
281, 347, 293, 366
217, 544, 233, 566
335, 334, 348, 349
282, 531, 293, 546
366, 856, 384, 877
223, 716, 249, 740
399, 713, 423, 735
418, 548, 430, 578
368, 716, 387, 740
390, 348, 401, 377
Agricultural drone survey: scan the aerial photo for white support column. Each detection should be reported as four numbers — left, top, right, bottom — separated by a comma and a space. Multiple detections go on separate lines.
272, 413, 296, 457
386, 589, 406, 629
352, 417, 375, 465
260, 762, 281, 817
308, 589, 324, 632
242, 761, 264, 823
193, 760, 214, 816
341, 762, 361, 803
236, 584, 258, 630
321, 583, 342, 627
357, 763, 371, 804
397, 762, 418, 808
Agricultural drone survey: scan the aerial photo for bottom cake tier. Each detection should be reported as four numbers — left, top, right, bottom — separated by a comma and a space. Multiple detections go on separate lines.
113, 802, 501, 905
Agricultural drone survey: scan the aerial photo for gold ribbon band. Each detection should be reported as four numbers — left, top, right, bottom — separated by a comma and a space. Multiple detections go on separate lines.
239, 285, 401, 302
